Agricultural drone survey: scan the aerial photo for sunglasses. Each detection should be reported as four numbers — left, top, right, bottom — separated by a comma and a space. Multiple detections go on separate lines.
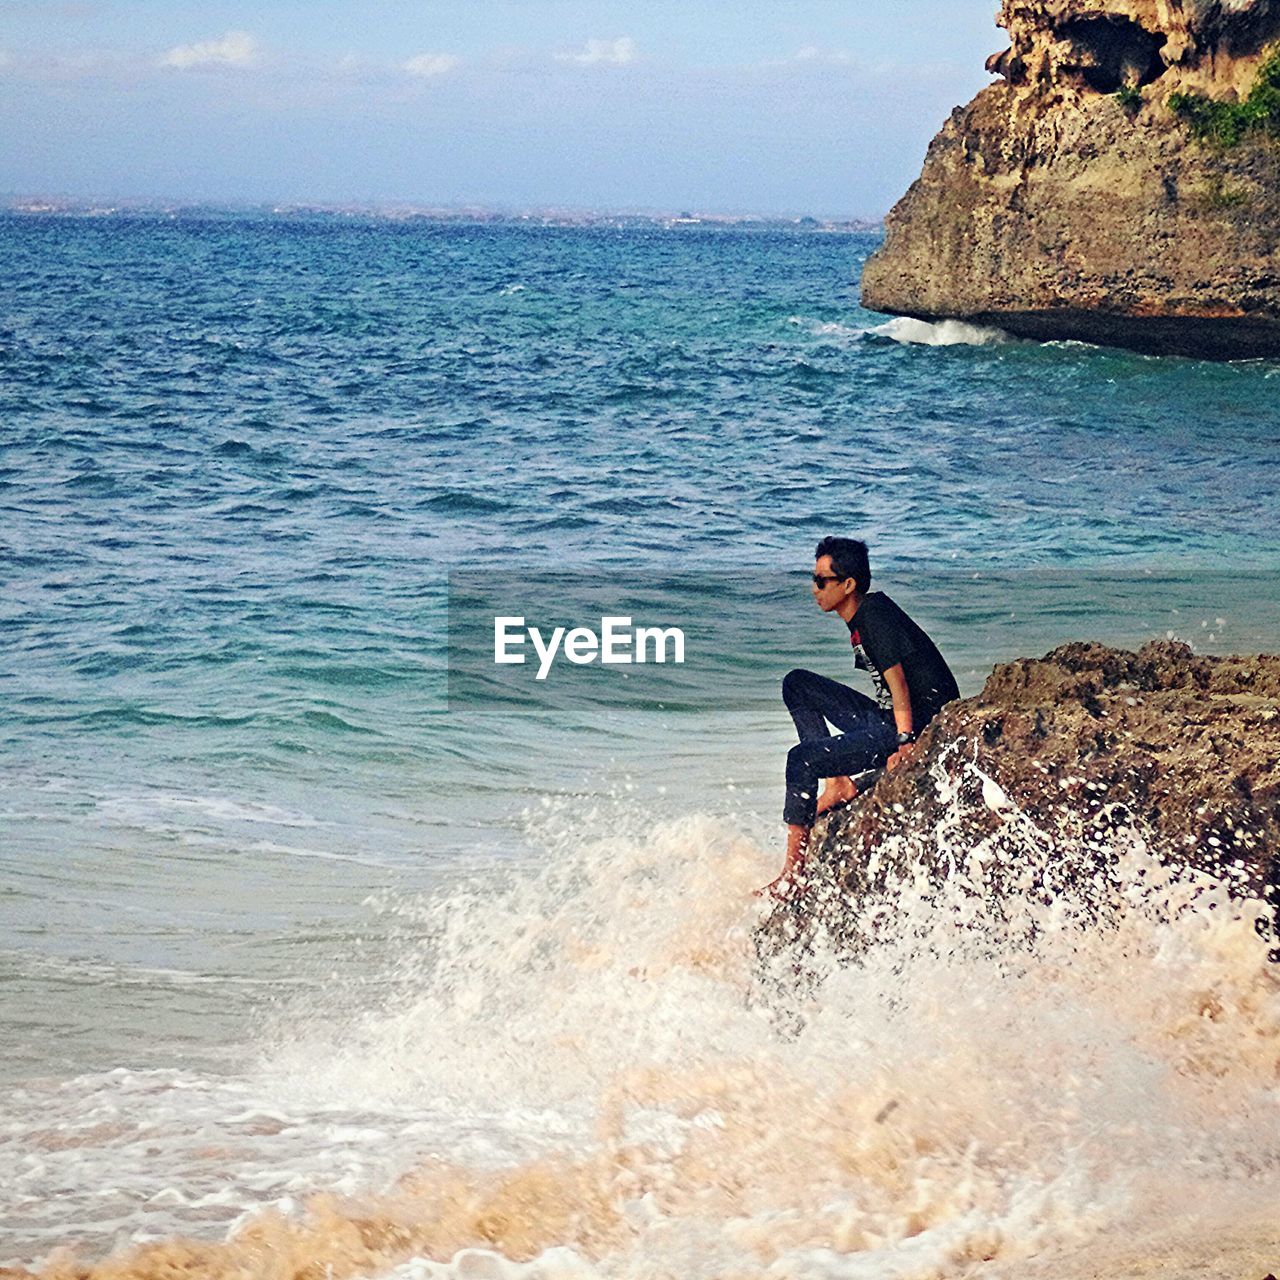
812, 573, 844, 588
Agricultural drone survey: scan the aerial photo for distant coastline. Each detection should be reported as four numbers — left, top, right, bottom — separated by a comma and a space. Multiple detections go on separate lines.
0, 195, 882, 233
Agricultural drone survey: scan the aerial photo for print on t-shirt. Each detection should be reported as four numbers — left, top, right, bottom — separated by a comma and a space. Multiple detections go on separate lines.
850, 629, 893, 712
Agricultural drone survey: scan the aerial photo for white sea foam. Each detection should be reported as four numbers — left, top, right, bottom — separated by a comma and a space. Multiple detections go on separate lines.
0, 948, 287, 987
97, 791, 326, 829
787, 318, 867, 339
7, 776, 1280, 1279
787, 316, 1012, 347
246, 838, 396, 868
866, 317, 1013, 347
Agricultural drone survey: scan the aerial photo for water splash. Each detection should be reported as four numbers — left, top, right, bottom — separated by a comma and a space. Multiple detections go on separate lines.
865, 317, 1013, 347
12, 773, 1280, 1279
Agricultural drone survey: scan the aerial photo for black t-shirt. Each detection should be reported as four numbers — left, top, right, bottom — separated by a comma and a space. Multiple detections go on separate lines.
847, 592, 959, 730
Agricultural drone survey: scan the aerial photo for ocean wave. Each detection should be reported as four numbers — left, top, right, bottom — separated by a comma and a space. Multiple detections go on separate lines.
787, 315, 1011, 348
787, 317, 866, 339
213, 438, 291, 465
864, 317, 1013, 347
0, 949, 294, 989
418, 490, 509, 515
97, 791, 325, 829
11, 784, 1278, 1278
245, 839, 396, 869
36, 706, 261, 732
298, 707, 380, 735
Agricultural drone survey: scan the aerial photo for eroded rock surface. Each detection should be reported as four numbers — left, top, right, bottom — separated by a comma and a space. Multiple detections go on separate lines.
861, 0, 1280, 358
759, 641, 1280, 958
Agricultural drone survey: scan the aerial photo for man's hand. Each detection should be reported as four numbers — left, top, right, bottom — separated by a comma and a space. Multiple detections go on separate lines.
886, 741, 917, 773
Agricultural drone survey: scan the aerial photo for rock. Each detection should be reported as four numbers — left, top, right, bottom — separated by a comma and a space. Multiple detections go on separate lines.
757, 641, 1280, 961
861, 0, 1280, 359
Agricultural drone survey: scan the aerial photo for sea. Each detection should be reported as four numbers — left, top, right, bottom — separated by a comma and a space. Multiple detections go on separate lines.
2, 214, 1280, 1278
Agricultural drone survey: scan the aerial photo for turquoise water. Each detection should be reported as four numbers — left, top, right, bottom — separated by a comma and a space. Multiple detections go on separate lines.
3, 214, 1280, 1270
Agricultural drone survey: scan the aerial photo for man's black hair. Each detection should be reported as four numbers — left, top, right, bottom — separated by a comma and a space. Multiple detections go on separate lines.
815, 536, 871, 593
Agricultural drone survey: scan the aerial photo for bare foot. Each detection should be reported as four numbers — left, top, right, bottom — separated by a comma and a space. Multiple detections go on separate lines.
816, 775, 858, 815
754, 872, 806, 901
756, 826, 811, 900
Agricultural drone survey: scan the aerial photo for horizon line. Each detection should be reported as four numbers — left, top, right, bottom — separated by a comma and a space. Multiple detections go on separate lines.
1, 193, 887, 226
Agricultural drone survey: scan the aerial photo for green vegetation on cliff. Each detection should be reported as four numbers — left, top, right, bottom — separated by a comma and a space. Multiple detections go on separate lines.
1169, 47, 1280, 145
1115, 82, 1143, 111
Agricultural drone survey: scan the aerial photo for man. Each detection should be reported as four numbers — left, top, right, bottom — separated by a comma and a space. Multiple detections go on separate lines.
759, 536, 959, 899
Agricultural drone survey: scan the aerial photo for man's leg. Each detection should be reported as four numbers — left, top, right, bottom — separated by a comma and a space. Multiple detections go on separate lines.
783, 667, 887, 740
783, 721, 899, 831
782, 668, 893, 813
761, 716, 900, 899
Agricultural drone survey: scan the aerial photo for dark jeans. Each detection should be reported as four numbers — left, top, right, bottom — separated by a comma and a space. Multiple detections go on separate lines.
782, 668, 899, 826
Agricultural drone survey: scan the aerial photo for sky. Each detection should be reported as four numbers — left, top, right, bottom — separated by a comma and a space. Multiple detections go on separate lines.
0, 1, 1004, 216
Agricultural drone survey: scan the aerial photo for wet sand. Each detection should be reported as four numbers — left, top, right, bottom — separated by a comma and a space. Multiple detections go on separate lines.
1006, 1204, 1280, 1280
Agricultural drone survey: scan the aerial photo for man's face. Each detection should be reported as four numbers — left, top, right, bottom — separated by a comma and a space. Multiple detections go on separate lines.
811, 554, 851, 611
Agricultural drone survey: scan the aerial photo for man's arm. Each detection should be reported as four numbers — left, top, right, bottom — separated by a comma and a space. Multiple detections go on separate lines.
882, 662, 916, 772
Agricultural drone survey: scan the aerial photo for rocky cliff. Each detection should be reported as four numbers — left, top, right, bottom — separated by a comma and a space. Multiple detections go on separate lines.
861, 0, 1280, 359
759, 641, 1280, 961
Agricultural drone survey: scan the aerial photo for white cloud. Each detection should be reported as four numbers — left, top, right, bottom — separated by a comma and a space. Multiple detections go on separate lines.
757, 46, 857, 71
0, 49, 13, 71
556, 37, 636, 66
792, 46, 854, 65
402, 52, 460, 77
159, 30, 257, 70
